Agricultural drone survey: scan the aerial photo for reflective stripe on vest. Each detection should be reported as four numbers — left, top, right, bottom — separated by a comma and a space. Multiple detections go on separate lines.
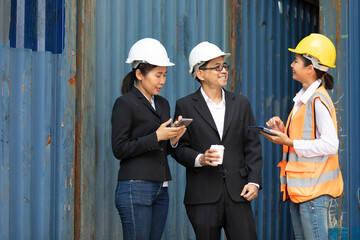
287, 168, 340, 188
303, 91, 333, 140
279, 86, 343, 203
280, 175, 286, 185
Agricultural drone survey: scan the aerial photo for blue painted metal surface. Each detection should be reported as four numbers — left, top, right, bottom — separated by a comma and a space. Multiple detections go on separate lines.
100, 1, 230, 239
348, 1, 360, 238
9, 0, 65, 53
232, 1, 319, 239
1, 0, 359, 239
1, 0, 74, 239
320, 0, 360, 239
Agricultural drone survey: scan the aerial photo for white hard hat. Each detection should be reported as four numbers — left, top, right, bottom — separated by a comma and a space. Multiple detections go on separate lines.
126, 38, 175, 68
188, 41, 231, 78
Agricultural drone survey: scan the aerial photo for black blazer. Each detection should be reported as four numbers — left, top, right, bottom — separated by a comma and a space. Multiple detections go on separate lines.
111, 87, 172, 182
172, 88, 263, 205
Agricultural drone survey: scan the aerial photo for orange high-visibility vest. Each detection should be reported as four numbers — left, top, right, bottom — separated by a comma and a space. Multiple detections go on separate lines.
278, 85, 343, 203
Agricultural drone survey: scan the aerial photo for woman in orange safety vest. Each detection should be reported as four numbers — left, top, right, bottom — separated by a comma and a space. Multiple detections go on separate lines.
262, 33, 344, 240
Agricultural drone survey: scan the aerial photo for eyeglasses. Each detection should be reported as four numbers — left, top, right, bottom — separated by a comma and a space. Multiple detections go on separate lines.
200, 63, 230, 72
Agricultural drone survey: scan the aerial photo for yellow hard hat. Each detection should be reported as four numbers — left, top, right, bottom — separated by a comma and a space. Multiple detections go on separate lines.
288, 33, 336, 68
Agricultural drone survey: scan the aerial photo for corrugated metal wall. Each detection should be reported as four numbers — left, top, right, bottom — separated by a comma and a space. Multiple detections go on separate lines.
1, 0, 75, 239
94, 0, 230, 239
1, 0, 359, 239
347, 0, 360, 238
231, 1, 319, 239
320, 0, 360, 239
1, 0, 230, 239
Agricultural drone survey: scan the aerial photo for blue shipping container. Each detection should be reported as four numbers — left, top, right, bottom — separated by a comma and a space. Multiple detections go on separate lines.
1, 0, 359, 239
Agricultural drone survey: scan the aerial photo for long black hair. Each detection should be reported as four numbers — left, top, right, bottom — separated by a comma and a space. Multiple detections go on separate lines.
121, 63, 157, 94
301, 55, 334, 90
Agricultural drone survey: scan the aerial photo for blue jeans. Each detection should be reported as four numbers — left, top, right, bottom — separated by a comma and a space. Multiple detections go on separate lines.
290, 195, 330, 240
115, 180, 169, 240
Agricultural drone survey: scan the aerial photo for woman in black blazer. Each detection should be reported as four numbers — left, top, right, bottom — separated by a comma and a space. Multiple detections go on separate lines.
111, 38, 185, 240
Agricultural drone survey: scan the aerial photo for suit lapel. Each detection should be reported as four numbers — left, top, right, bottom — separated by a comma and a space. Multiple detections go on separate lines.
131, 87, 160, 118
223, 90, 237, 139
193, 89, 218, 134
154, 96, 162, 117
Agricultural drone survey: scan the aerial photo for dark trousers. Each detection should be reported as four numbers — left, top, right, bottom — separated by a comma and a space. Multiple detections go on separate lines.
185, 181, 257, 240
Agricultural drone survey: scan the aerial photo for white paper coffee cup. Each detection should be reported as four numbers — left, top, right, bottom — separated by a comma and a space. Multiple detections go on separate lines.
210, 145, 225, 165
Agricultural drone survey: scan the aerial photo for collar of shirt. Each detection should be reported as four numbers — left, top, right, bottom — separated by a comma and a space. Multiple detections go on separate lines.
134, 85, 156, 110
200, 87, 226, 140
200, 87, 226, 107
292, 79, 322, 105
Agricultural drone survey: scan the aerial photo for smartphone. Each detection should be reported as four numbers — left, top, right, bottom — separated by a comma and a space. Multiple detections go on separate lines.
174, 118, 193, 127
248, 126, 277, 136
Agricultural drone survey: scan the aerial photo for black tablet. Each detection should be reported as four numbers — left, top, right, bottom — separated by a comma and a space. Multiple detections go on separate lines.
248, 126, 277, 136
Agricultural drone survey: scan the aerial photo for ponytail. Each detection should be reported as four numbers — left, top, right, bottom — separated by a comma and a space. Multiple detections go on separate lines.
121, 70, 136, 94
315, 69, 334, 90
121, 63, 157, 95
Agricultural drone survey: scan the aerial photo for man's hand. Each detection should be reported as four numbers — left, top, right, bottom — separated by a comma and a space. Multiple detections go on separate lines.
240, 184, 259, 201
199, 149, 220, 167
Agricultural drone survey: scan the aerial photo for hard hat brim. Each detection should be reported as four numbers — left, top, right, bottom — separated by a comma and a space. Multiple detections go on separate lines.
126, 59, 175, 68
288, 48, 303, 54
189, 53, 231, 75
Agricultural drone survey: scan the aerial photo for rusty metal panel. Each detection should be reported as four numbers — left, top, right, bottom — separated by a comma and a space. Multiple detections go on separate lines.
231, 0, 320, 239
320, 0, 360, 239
93, 0, 230, 239
2, 0, 358, 239
1, 0, 76, 239
1, 0, 230, 239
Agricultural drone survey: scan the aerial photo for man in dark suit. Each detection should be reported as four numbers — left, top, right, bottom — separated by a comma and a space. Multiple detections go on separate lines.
172, 42, 263, 240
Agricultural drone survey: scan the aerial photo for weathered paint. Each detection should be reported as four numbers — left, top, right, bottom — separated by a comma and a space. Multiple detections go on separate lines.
320, 0, 360, 239
71, 0, 231, 239
1, 0, 359, 239
1, 0, 76, 239
231, 1, 319, 239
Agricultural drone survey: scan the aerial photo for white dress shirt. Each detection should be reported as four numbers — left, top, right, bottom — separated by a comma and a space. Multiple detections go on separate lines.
201, 87, 226, 140
291, 79, 339, 157
194, 88, 226, 167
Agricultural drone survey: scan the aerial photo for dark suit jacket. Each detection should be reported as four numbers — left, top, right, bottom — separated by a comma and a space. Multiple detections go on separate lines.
172, 88, 263, 205
111, 87, 172, 182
